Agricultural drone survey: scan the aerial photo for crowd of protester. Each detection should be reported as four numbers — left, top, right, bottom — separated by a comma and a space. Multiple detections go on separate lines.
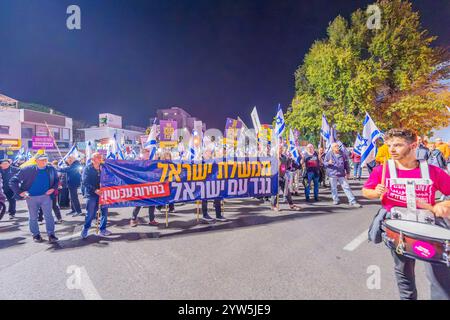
0, 136, 449, 243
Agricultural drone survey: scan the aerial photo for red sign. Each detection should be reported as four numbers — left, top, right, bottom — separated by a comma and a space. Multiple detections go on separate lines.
32, 136, 55, 149
99, 182, 170, 205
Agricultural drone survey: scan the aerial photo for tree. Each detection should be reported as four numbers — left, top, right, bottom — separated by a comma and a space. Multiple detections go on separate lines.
286, 0, 450, 144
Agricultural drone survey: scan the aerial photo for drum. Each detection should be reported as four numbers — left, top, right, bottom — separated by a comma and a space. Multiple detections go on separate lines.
382, 219, 450, 266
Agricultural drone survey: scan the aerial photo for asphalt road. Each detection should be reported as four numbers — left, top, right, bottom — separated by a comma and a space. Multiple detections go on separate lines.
0, 178, 432, 300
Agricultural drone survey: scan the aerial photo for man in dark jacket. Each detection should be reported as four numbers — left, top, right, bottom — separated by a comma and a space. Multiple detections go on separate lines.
80, 152, 111, 239
0, 159, 20, 219
0, 175, 7, 220
427, 143, 447, 170
9, 154, 59, 243
416, 137, 430, 161
58, 156, 82, 216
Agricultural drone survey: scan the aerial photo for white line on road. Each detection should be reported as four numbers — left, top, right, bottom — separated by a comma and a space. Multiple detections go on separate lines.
66, 265, 102, 300
343, 229, 368, 251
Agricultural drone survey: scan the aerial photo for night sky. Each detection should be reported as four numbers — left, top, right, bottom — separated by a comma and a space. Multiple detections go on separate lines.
1, 0, 449, 129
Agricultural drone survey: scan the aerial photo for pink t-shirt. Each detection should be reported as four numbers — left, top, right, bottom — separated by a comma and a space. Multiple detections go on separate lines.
364, 164, 450, 212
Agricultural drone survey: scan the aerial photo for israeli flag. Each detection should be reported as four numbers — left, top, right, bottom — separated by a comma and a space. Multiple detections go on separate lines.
189, 133, 196, 161
360, 113, 383, 166
353, 133, 365, 156
327, 125, 347, 155
85, 141, 93, 164
274, 104, 286, 138
289, 129, 300, 164
26, 150, 33, 160
320, 114, 331, 148
58, 145, 78, 166
14, 147, 25, 162
112, 133, 125, 160
144, 119, 158, 160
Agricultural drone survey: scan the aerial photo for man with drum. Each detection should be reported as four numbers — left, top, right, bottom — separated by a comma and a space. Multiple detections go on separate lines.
362, 128, 450, 300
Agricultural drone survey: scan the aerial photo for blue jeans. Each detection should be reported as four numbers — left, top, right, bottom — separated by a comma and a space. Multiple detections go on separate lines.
26, 194, 55, 237
83, 196, 108, 231
305, 171, 319, 200
353, 162, 362, 178
329, 176, 356, 204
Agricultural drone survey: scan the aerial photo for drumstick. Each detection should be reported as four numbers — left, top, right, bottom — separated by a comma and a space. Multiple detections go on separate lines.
380, 157, 387, 200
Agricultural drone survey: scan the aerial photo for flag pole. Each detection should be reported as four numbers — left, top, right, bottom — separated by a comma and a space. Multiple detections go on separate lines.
44, 121, 64, 161
380, 157, 387, 200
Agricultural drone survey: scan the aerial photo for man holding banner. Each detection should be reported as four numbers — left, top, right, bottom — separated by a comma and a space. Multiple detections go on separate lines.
81, 152, 111, 239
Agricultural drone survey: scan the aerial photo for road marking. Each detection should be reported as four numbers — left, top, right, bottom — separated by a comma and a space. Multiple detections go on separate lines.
66, 265, 102, 300
343, 229, 368, 251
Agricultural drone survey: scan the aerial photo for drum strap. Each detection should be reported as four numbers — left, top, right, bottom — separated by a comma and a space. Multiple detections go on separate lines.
387, 160, 433, 212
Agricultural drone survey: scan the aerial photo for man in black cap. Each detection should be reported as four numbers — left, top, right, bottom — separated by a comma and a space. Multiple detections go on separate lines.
9, 153, 59, 243
0, 159, 19, 219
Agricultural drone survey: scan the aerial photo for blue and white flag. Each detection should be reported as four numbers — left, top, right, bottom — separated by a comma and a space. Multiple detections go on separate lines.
26, 150, 33, 160
327, 125, 347, 155
360, 113, 383, 166
14, 147, 25, 163
353, 133, 365, 156
274, 104, 286, 139
85, 141, 93, 164
112, 133, 125, 160
289, 129, 300, 164
189, 132, 196, 161
144, 119, 158, 160
58, 145, 79, 166
320, 114, 331, 148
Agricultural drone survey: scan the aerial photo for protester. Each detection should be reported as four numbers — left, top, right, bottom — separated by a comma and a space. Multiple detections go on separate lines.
38, 160, 63, 224
58, 155, 83, 216
416, 136, 429, 161
9, 153, 59, 243
0, 159, 19, 219
81, 152, 111, 238
130, 206, 159, 227
375, 140, 391, 165
324, 143, 362, 207
301, 144, 320, 202
362, 128, 450, 300
0, 175, 7, 220
350, 150, 362, 180
129, 148, 159, 227
271, 145, 301, 211
427, 143, 447, 170
317, 146, 328, 188
58, 171, 71, 209
435, 138, 450, 161
201, 149, 227, 222
157, 151, 175, 213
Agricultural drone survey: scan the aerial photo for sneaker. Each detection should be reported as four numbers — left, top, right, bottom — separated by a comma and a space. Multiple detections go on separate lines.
39, 220, 44, 225
72, 212, 82, 217
9, 214, 15, 220
215, 215, 227, 222
55, 219, 63, 224
99, 229, 112, 236
130, 219, 138, 227
80, 228, 89, 239
148, 220, 159, 226
314, 198, 320, 202
201, 214, 215, 223
333, 201, 340, 205
350, 202, 362, 208
271, 206, 280, 212
168, 207, 175, 213
48, 235, 59, 243
33, 234, 43, 243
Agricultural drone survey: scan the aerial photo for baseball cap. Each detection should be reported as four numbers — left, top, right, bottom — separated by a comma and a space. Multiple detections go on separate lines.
35, 153, 49, 160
